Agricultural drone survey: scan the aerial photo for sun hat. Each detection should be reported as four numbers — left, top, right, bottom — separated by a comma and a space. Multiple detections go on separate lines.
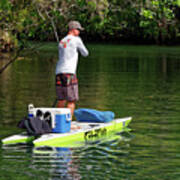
68, 21, 84, 31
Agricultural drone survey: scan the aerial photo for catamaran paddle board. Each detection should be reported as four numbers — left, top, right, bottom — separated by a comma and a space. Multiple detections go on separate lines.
2, 117, 132, 147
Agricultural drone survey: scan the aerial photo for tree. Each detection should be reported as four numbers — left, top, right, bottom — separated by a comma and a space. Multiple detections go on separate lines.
0, 0, 40, 51
1, 0, 180, 51
139, 0, 179, 44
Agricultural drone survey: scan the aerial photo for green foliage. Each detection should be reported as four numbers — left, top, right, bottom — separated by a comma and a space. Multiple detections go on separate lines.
87, 1, 97, 11
0, 0, 11, 10
138, 0, 179, 44
177, 0, 180, 6
0, 0, 180, 50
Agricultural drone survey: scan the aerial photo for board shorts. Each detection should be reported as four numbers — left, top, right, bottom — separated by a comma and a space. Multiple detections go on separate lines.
56, 73, 79, 102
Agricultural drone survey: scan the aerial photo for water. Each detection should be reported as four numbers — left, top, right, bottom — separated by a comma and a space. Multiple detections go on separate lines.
0, 44, 180, 179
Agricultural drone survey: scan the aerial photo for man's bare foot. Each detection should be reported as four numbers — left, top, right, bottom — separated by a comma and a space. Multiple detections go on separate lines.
71, 124, 81, 130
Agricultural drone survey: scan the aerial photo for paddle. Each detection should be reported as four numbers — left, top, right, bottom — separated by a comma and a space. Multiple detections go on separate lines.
52, 98, 57, 107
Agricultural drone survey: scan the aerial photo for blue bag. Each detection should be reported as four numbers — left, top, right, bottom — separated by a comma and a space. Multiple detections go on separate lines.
74, 108, 115, 123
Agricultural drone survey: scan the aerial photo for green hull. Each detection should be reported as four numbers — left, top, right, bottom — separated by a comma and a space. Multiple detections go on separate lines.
33, 117, 132, 147
2, 134, 35, 145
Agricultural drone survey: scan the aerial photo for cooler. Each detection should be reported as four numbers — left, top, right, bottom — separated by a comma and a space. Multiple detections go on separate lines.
52, 109, 71, 133
28, 104, 71, 133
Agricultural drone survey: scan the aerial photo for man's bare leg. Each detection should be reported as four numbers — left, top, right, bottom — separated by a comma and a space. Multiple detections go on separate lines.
57, 100, 66, 108
57, 100, 75, 117
67, 101, 80, 130
67, 101, 75, 117
57, 100, 79, 129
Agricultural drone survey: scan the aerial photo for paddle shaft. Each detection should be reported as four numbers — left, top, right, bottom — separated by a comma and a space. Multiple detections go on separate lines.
52, 98, 57, 107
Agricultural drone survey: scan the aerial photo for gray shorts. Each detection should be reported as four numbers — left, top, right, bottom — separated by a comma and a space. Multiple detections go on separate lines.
56, 74, 79, 102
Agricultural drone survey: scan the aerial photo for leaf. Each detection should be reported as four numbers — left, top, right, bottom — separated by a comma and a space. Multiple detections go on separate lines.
142, 9, 153, 19
0, 0, 11, 9
177, 0, 180, 6
87, 1, 96, 11
140, 21, 150, 28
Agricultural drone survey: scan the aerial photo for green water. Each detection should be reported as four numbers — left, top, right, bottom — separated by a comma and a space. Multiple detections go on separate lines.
0, 44, 180, 179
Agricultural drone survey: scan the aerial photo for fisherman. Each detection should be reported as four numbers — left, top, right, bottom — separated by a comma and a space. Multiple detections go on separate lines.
55, 21, 89, 119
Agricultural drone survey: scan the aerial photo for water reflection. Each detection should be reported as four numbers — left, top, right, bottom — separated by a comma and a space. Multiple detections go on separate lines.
31, 132, 132, 180
32, 146, 81, 180
1, 132, 132, 180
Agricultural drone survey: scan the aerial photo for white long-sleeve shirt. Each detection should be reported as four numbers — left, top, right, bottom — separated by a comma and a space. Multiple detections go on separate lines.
55, 35, 89, 75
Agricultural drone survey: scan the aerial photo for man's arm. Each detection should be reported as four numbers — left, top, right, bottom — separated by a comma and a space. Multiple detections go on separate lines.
77, 38, 89, 57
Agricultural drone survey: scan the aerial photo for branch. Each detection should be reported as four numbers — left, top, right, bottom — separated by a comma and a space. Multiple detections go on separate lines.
36, 5, 46, 20
0, 48, 23, 74
45, 10, 59, 42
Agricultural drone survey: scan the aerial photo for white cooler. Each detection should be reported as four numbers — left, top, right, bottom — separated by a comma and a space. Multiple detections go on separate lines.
28, 104, 71, 133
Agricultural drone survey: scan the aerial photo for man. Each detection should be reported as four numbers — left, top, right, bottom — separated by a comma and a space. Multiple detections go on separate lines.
55, 20, 89, 118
